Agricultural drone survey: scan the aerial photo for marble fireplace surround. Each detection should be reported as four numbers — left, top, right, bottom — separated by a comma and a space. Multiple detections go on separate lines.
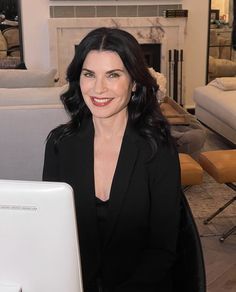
49, 17, 187, 87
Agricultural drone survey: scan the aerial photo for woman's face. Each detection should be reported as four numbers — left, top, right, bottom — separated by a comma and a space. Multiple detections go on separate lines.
80, 50, 135, 120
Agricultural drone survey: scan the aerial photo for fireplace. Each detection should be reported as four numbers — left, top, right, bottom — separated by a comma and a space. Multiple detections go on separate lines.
49, 16, 186, 91
141, 44, 161, 72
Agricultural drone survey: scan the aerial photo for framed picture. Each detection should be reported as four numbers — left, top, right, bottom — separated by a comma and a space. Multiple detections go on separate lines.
210, 9, 220, 21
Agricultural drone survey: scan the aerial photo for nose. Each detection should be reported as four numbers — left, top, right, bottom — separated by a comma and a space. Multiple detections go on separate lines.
94, 77, 107, 94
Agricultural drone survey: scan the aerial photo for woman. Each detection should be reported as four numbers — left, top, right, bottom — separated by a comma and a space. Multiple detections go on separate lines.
43, 27, 181, 292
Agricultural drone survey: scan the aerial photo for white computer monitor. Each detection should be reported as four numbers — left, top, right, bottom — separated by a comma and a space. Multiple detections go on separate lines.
0, 179, 83, 292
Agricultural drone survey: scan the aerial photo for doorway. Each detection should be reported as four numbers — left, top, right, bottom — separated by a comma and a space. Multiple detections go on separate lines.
0, 0, 24, 69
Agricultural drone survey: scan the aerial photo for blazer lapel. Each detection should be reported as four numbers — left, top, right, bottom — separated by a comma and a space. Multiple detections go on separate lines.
69, 119, 101, 255
103, 123, 139, 247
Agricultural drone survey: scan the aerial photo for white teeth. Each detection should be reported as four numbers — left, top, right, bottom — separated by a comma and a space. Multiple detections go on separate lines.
93, 98, 111, 103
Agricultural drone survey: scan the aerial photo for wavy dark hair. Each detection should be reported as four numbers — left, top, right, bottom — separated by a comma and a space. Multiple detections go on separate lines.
54, 27, 172, 156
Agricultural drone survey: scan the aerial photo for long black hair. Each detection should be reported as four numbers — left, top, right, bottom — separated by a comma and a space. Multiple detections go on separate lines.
54, 27, 172, 156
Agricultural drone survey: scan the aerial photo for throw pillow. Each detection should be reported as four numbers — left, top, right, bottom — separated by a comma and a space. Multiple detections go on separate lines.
209, 77, 236, 91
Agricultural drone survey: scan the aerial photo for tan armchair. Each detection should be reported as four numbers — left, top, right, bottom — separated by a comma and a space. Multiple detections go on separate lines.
209, 55, 236, 79
0, 26, 20, 68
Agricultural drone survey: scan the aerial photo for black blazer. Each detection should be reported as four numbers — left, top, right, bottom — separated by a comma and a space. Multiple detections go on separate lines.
173, 194, 206, 292
43, 118, 183, 292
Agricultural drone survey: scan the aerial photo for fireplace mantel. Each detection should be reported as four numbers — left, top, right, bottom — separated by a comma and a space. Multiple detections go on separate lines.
49, 17, 187, 86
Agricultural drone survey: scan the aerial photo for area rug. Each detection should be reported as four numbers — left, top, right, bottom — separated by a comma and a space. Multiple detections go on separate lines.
186, 173, 236, 219
186, 173, 236, 236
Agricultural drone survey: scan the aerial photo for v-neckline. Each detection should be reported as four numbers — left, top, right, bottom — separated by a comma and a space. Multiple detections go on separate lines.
72, 117, 139, 249
93, 124, 127, 202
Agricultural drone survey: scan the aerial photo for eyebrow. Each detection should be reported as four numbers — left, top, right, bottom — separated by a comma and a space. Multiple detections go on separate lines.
81, 68, 125, 74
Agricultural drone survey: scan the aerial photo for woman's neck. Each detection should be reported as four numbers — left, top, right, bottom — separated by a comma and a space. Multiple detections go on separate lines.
93, 112, 128, 140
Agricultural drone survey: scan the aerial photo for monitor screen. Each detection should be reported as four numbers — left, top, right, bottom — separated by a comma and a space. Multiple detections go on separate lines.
0, 180, 83, 292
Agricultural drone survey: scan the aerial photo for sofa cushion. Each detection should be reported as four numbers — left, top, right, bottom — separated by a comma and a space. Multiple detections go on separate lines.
0, 84, 68, 107
0, 68, 57, 88
193, 85, 236, 130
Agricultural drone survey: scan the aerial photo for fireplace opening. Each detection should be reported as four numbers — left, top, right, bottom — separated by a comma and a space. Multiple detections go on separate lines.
140, 44, 161, 72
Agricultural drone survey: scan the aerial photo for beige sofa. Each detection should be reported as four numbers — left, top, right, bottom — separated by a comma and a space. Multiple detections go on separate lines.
0, 69, 69, 180
193, 78, 236, 145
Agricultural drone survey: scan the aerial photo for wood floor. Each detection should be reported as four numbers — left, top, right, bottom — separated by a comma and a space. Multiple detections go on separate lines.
196, 219, 236, 292
186, 127, 236, 292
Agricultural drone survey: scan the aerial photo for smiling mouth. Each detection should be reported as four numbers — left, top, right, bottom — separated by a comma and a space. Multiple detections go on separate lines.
90, 96, 113, 107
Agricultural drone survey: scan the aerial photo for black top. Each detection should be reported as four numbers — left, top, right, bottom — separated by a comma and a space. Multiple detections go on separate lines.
42, 118, 183, 292
95, 197, 109, 249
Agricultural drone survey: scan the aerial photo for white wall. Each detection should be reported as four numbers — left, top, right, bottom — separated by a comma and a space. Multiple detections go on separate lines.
19, 0, 183, 70
182, 0, 209, 107
20, 0, 209, 107
20, 0, 50, 70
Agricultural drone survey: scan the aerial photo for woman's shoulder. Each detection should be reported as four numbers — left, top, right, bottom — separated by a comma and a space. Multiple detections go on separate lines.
46, 124, 79, 147
147, 140, 179, 169
46, 117, 93, 147
46, 125, 65, 143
